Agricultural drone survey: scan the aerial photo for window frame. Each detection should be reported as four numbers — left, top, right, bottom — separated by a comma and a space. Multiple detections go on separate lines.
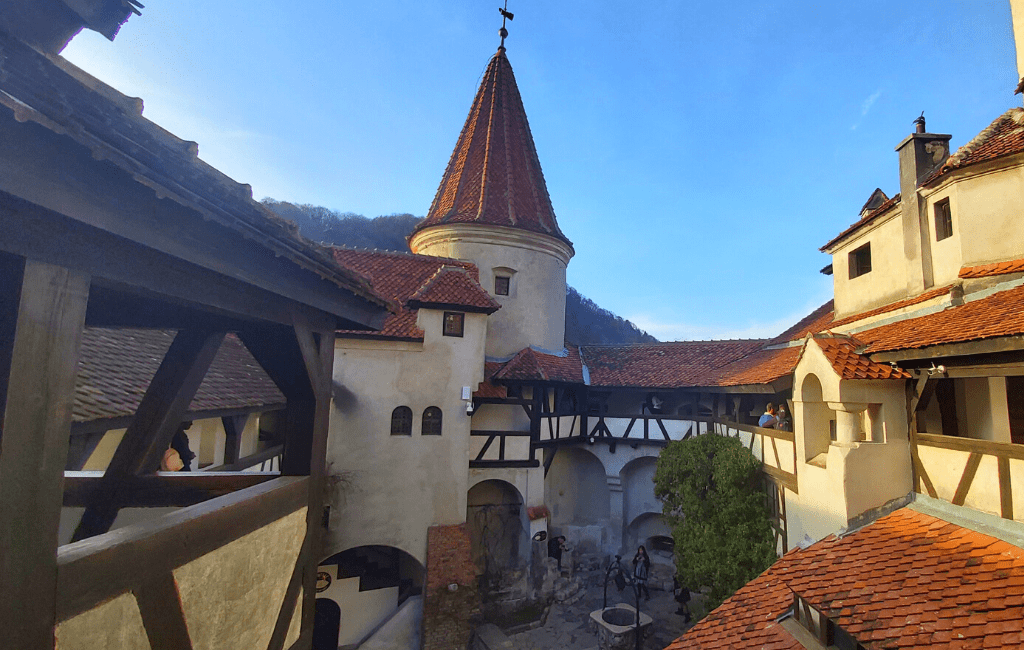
390, 406, 413, 436
848, 242, 872, 279
494, 275, 510, 296
934, 198, 953, 241
422, 406, 443, 436
442, 311, 465, 338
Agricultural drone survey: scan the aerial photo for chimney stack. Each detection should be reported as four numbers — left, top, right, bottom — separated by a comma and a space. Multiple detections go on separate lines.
895, 115, 952, 294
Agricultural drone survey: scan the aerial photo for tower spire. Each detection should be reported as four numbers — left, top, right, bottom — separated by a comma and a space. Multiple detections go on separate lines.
498, 1, 513, 50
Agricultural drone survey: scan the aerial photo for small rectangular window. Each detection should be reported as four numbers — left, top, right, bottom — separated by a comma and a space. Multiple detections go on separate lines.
848, 242, 871, 279
443, 311, 465, 337
934, 199, 953, 241
494, 276, 510, 296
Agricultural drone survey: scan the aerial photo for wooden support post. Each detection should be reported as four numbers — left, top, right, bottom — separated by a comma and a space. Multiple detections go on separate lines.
529, 386, 542, 461
135, 573, 194, 650
289, 316, 335, 640
998, 455, 1014, 519
0, 260, 90, 650
73, 329, 226, 541
221, 414, 248, 467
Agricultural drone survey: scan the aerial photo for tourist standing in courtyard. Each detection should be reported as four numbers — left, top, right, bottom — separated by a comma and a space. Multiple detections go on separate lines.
633, 546, 651, 601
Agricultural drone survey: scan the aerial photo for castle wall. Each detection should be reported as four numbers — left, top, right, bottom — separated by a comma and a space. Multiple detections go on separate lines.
325, 309, 488, 564
410, 224, 572, 359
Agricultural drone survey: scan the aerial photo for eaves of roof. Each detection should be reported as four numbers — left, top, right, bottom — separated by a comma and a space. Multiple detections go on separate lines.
820, 194, 900, 252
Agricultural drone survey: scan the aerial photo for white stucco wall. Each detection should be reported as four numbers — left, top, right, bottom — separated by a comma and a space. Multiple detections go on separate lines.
788, 342, 912, 547
830, 212, 907, 318
950, 161, 1024, 267
325, 309, 488, 564
922, 187, 964, 289
410, 224, 572, 358
963, 377, 1012, 442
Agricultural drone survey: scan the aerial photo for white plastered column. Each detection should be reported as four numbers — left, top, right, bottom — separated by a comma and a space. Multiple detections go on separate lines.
607, 475, 624, 555
828, 402, 868, 446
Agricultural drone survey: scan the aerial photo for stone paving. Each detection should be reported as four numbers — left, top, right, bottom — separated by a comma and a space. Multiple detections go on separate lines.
507, 563, 703, 650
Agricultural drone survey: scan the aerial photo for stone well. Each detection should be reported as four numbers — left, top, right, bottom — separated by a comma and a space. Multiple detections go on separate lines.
588, 604, 652, 650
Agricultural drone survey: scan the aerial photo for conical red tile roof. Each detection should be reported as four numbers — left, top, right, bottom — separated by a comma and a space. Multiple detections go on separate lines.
413, 48, 572, 248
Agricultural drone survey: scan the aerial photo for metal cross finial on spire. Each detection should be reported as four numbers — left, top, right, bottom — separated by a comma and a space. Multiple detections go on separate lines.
498, 0, 514, 50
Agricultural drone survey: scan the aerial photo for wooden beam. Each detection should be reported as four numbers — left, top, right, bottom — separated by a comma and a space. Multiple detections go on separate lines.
73, 329, 226, 541
135, 573, 194, 650
468, 460, 541, 469
951, 452, 983, 506
57, 476, 308, 622
204, 444, 284, 473
0, 260, 89, 650
470, 430, 533, 437
916, 432, 1024, 462
63, 472, 280, 507
870, 335, 1024, 363
998, 456, 1014, 520
267, 539, 308, 650
0, 191, 361, 331
221, 414, 248, 468
65, 430, 107, 471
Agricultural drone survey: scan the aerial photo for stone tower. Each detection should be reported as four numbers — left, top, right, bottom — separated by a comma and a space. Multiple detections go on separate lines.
409, 47, 574, 359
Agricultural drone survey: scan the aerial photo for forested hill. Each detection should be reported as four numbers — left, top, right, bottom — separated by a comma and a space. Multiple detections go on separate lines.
262, 199, 657, 345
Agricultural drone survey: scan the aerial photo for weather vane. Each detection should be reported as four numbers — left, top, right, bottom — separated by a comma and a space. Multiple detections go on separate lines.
498, 0, 514, 49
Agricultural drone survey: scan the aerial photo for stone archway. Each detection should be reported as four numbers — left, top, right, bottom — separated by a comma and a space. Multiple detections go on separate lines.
467, 479, 528, 579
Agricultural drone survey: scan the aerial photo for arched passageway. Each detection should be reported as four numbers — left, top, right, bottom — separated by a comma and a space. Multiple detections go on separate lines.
625, 512, 672, 565
467, 479, 528, 577
546, 447, 610, 526
316, 546, 424, 648
312, 598, 341, 650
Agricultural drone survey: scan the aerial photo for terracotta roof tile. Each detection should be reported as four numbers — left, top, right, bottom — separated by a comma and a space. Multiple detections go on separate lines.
413, 49, 572, 248
408, 266, 501, 314
772, 301, 836, 343
813, 337, 910, 380
473, 362, 507, 399
664, 570, 799, 650
855, 284, 1024, 353
822, 194, 901, 252
493, 346, 584, 384
959, 258, 1024, 279
829, 286, 952, 331
332, 248, 493, 340
924, 108, 1024, 186
74, 329, 284, 423
580, 340, 766, 389
708, 346, 802, 386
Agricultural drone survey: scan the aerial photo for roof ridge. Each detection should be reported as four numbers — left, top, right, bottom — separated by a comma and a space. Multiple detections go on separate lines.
330, 245, 473, 267
943, 107, 1024, 171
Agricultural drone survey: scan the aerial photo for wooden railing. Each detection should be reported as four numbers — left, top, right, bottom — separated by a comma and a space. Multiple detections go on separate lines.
913, 432, 1022, 520
57, 477, 308, 630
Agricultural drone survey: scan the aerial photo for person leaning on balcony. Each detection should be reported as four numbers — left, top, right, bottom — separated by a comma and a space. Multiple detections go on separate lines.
758, 403, 778, 429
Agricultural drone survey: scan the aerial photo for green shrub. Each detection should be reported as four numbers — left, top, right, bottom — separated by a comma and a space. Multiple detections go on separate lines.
654, 433, 777, 611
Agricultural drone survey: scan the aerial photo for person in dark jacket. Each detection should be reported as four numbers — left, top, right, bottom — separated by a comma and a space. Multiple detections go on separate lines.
632, 545, 651, 601
674, 576, 693, 623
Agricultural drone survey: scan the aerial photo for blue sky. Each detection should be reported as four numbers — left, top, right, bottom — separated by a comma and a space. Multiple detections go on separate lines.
63, 1, 1019, 341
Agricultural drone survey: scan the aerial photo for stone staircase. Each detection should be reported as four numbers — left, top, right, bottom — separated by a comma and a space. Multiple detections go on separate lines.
553, 574, 585, 606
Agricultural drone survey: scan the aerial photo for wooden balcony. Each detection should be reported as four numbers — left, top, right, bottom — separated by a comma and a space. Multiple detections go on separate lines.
913, 433, 1024, 521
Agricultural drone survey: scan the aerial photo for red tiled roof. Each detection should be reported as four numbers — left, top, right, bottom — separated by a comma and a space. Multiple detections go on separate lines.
813, 337, 910, 380
959, 257, 1024, 279
771, 301, 835, 344
74, 329, 285, 423
775, 508, 1024, 649
821, 194, 900, 252
665, 570, 799, 650
709, 346, 802, 387
413, 49, 573, 248
855, 284, 1024, 354
493, 346, 584, 384
332, 248, 494, 340
408, 266, 500, 314
673, 507, 1024, 649
473, 362, 507, 399
581, 341, 766, 389
828, 285, 951, 331
924, 107, 1024, 187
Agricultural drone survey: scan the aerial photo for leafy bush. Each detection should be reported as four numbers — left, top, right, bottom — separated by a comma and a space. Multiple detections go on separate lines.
654, 433, 777, 611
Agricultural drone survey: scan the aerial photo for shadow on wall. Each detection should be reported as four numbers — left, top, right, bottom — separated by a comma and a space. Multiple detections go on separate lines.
467, 479, 529, 578
546, 447, 610, 553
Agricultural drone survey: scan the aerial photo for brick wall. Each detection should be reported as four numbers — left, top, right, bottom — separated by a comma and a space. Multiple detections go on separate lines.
422, 523, 480, 650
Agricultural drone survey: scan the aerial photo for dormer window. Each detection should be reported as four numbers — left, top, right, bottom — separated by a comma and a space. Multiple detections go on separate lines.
443, 311, 465, 337
494, 276, 510, 296
848, 243, 871, 279
934, 198, 953, 241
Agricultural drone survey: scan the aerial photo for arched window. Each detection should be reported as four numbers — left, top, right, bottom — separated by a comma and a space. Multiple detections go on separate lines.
391, 406, 412, 435
422, 407, 442, 436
